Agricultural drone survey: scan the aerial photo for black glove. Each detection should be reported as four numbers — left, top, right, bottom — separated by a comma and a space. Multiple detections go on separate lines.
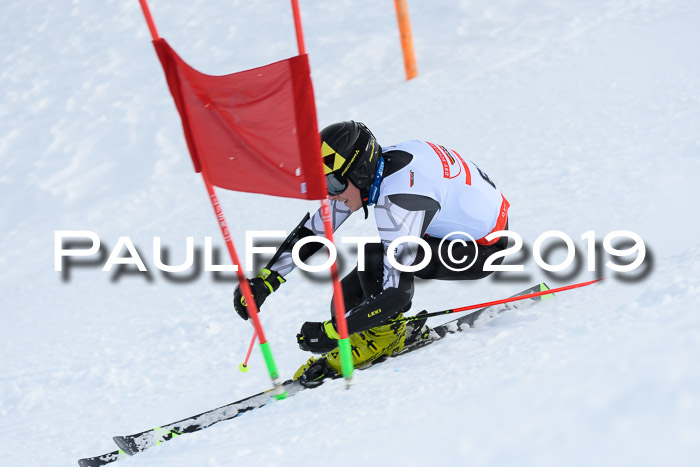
233, 268, 285, 320
296, 320, 339, 353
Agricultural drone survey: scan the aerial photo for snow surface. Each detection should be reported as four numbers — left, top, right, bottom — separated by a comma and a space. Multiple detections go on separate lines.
1, 0, 700, 466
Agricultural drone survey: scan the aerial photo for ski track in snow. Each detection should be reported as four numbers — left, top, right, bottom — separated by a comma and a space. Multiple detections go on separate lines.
1, 0, 699, 465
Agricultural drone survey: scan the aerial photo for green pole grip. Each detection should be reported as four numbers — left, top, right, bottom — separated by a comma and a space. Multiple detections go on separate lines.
259, 342, 287, 400
259, 342, 279, 380
337, 337, 354, 380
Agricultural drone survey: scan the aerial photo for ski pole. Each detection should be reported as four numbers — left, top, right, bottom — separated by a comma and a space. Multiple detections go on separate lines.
395, 278, 603, 324
238, 331, 257, 373
234, 213, 308, 374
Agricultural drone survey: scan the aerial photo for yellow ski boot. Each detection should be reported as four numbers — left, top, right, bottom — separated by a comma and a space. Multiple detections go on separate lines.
294, 315, 406, 387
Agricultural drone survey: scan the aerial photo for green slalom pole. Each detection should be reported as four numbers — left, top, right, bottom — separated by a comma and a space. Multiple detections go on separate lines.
258, 342, 286, 400
337, 338, 354, 379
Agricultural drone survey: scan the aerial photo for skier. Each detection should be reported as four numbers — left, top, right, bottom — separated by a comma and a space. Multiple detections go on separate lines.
233, 121, 510, 386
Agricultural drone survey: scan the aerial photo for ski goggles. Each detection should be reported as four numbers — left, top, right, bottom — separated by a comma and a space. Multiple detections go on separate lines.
326, 172, 349, 196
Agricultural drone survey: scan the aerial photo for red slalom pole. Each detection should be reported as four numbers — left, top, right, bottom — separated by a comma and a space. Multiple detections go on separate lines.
290, 0, 354, 385
201, 172, 285, 397
139, 0, 160, 41
319, 200, 354, 383
290, 0, 306, 54
138, 0, 286, 399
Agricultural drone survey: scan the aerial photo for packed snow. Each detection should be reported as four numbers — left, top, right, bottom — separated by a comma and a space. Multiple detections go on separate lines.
1, 0, 699, 465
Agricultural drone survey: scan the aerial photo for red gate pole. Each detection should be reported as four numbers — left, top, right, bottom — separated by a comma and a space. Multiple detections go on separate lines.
138, 0, 159, 40
138, 0, 286, 399
291, 0, 307, 55
200, 173, 286, 398
290, 0, 354, 385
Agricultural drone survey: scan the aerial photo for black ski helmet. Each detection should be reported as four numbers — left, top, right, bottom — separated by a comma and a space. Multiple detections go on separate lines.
320, 121, 381, 195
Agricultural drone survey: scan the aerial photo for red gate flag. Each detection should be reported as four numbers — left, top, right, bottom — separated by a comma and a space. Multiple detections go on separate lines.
153, 38, 326, 200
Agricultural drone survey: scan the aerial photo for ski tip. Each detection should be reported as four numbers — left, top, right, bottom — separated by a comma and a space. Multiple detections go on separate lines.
538, 282, 555, 301
77, 449, 127, 466
112, 436, 136, 456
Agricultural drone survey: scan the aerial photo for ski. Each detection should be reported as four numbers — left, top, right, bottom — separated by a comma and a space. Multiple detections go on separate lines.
400, 282, 551, 353
77, 450, 129, 467
112, 380, 305, 455
78, 380, 304, 466
78, 282, 551, 466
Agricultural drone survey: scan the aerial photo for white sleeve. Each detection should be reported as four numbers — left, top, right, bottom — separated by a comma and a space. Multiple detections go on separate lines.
374, 196, 426, 289
269, 200, 353, 277
305, 199, 353, 235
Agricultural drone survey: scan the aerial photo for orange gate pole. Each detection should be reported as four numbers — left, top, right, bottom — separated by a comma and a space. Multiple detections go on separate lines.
394, 0, 418, 80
